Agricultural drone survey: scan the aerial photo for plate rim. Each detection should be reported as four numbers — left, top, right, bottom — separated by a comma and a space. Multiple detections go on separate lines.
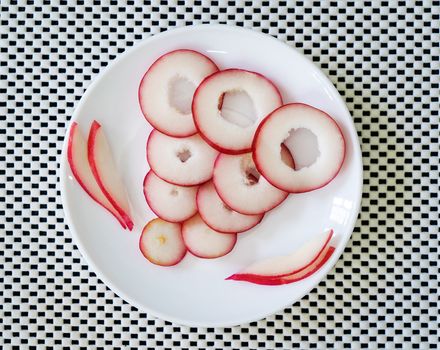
60, 24, 363, 327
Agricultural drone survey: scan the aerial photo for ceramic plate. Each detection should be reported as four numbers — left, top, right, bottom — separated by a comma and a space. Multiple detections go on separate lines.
60, 25, 362, 327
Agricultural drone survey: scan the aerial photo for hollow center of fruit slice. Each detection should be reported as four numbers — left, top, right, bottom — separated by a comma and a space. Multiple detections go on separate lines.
176, 148, 191, 163
219, 90, 257, 128
283, 128, 320, 170
168, 76, 196, 114
244, 166, 261, 185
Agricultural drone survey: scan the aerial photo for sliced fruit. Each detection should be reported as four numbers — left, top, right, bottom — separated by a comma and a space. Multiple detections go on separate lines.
88, 121, 134, 230
139, 218, 187, 266
192, 69, 283, 154
228, 229, 333, 278
213, 153, 289, 215
143, 171, 198, 223
197, 181, 264, 233
253, 103, 346, 193
67, 122, 127, 229
182, 214, 237, 259
139, 49, 219, 137
226, 245, 335, 285
147, 130, 219, 186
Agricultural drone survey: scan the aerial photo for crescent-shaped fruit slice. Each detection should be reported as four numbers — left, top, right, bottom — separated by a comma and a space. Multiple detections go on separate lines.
88, 121, 133, 230
67, 122, 127, 229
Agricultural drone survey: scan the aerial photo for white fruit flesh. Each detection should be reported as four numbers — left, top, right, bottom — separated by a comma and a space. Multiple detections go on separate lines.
197, 181, 264, 233
213, 153, 288, 215
139, 50, 219, 137
147, 130, 219, 186
253, 103, 345, 193
238, 229, 333, 276
88, 121, 133, 230
139, 218, 187, 266
193, 69, 282, 153
143, 171, 198, 222
67, 122, 127, 229
182, 214, 237, 259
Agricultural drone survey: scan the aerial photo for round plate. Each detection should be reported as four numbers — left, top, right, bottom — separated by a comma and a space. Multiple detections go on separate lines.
60, 25, 362, 327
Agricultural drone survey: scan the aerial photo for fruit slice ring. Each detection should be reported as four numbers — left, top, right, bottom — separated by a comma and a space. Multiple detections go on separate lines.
213, 149, 294, 215
143, 171, 198, 223
182, 214, 237, 259
192, 69, 283, 154
197, 181, 264, 234
139, 49, 219, 137
253, 103, 346, 193
139, 218, 187, 267
147, 130, 219, 186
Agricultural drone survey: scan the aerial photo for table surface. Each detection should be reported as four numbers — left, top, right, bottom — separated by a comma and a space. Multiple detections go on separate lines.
1, 1, 439, 349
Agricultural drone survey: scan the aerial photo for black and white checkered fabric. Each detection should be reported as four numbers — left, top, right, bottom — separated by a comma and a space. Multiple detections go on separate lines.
1, 1, 439, 348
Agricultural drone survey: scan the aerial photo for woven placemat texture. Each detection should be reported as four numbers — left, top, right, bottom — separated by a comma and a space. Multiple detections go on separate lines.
1, 1, 439, 349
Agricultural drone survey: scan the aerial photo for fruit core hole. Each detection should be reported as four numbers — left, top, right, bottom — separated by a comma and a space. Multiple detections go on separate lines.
283, 128, 320, 170
176, 149, 191, 163
219, 90, 257, 128
168, 76, 196, 114
170, 188, 179, 196
245, 166, 261, 185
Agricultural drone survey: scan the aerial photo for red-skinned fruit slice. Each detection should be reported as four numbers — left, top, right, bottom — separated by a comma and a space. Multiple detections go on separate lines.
139, 218, 187, 266
212, 151, 292, 215
192, 69, 283, 154
147, 130, 219, 186
227, 229, 333, 278
226, 246, 335, 285
253, 103, 346, 193
182, 214, 237, 259
139, 49, 219, 137
67, 122, 127, 229
143, 171, 198, 223
88, 121, 134, 230
197, 181, 264, 234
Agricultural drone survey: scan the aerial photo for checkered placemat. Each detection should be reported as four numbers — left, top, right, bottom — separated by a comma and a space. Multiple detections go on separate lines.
1, 1, 439, 348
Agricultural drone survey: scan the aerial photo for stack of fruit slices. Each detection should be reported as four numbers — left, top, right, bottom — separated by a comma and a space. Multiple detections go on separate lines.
67, 121, 134, 231
138, 49, 346, 285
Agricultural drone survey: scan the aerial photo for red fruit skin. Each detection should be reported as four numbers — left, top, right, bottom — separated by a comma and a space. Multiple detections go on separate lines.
192, 68, 283, 155
67, 122, 127, 229
138, 49, 219, 138
87, 120, 134, 230
195, 184, 265, 234
226, 246, 335, 285
146, 130, 214, 187
212, 153, 289, 216
139, 218, 187, 267
252, 103, 346, 193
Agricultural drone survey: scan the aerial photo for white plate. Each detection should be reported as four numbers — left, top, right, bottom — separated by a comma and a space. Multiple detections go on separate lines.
60, 25, 363, 327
